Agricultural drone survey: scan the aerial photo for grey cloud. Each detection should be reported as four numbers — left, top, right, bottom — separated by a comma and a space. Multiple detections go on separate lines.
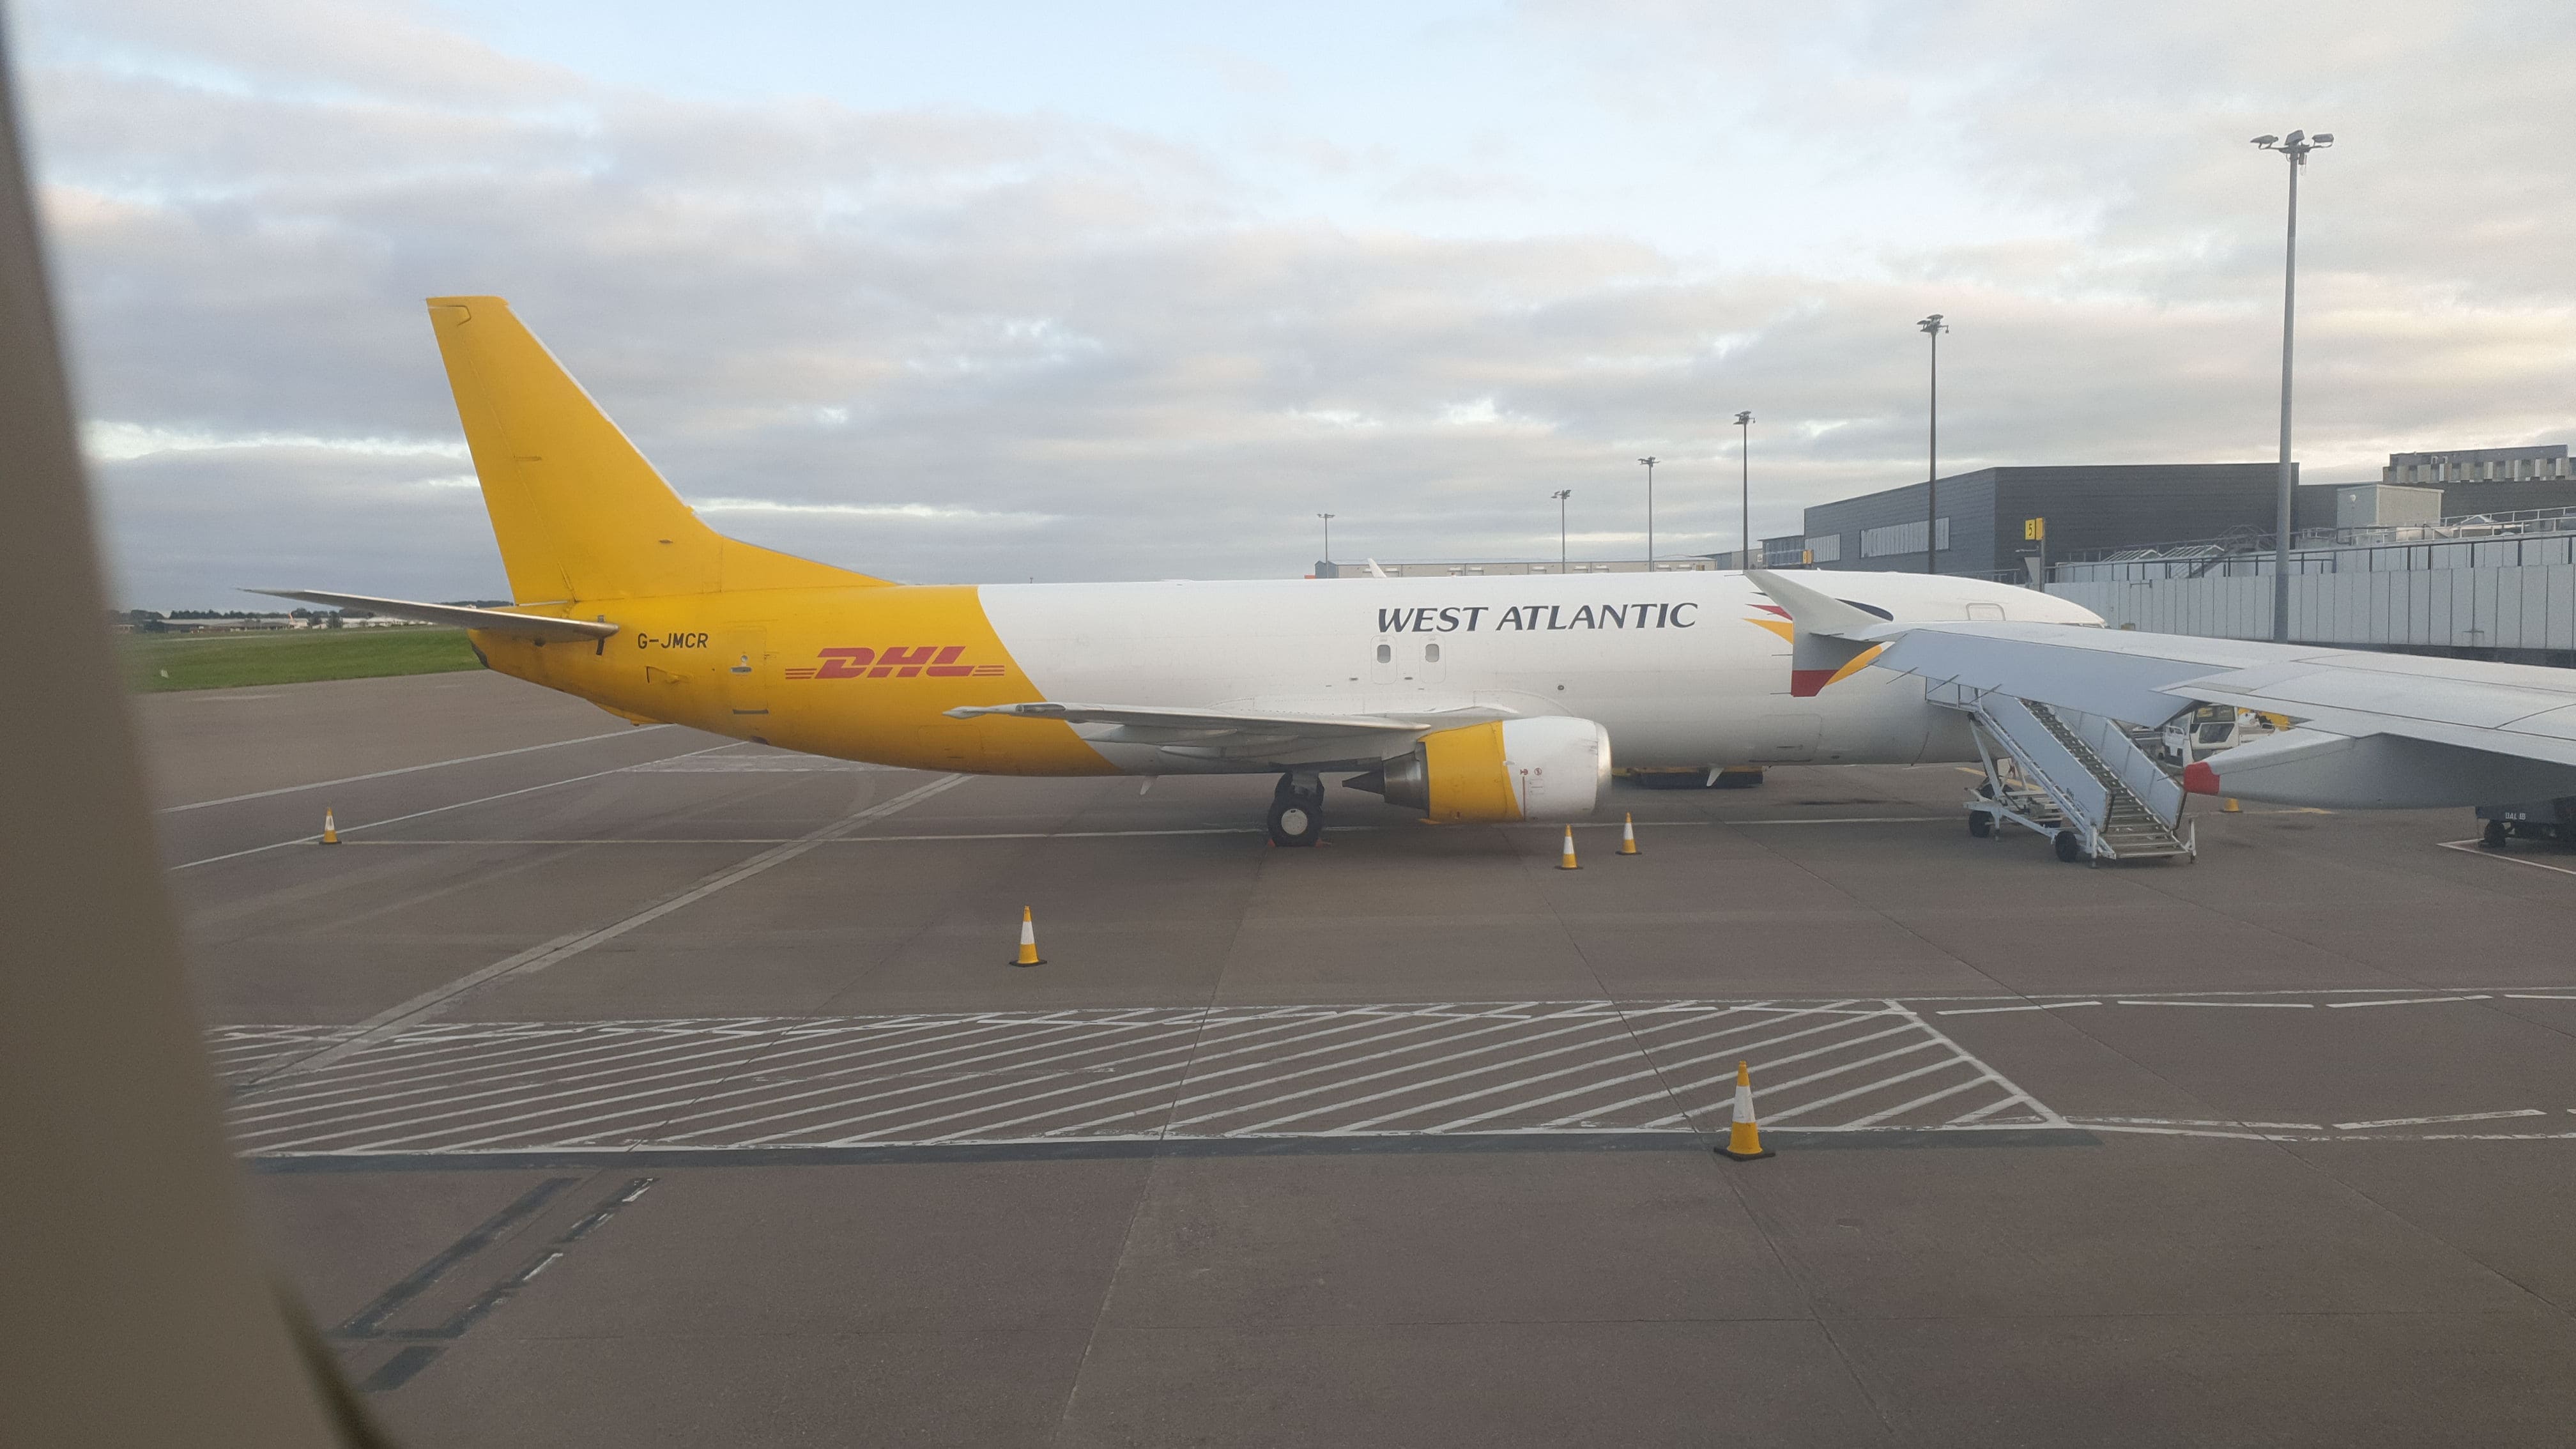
20, 0, 2576, 608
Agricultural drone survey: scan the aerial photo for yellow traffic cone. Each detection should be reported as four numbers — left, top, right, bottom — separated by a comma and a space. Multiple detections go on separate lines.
1012, 906, 1045, 967
1618, 813, 1639, 855
1558, 826, 1579, 870
2221, 797, 2242, 813
321, 807, 339, 845
1717, 1060, 1775, 1161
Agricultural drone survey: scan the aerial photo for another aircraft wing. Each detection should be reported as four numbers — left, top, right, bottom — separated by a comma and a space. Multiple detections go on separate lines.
1746, 568, 2576, 808
249, 589, 619, 643
946, 700, 1515, 763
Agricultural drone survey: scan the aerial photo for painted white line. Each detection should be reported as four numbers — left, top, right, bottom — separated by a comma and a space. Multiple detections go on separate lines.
158, 726, 677, 811
2332, 1109, 2547, 1131
704, 1004, 1514, 1144
1886, 999, 2066, 1128
2083, 1123, 2276, 1141
2073, 1116, 2324, 1130
1100, 1004, 1577, 1133
2502, 995, 2576, 1002
1286, 1023, 1658, 1136
512, 1010, 1218, 1149
1390, 1008, 1882, 1134
238, 1032, 790, 1149
1947, 1095, 2039, 1126
1757, 1055, 1970, 1126
1696, 816, 1947, 827
1107, 1009, 1627, 1138
2437, 840, 2576, 877
411, 1025, 1213, 1154
779, 1001, 1445, 1144
561, 1016, 1229, 1147
1639, 1036, 1954, 1130
1842, 1073, 2000, 1129
1556, 1009, 1908, 1124
589, 1018, 1150, 1142
240, 774, 968, 1083
2324, 995, 2490, 1008
1059, 1004, 1610, 1135
171, 744, 739, 870
318, 818, 1952, 845
2113, 999, 2315, 1009
1937, 1000, 2101, 1016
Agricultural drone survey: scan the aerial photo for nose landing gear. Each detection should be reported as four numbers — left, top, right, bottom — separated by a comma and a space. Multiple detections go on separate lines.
1268, 770, 1326, 847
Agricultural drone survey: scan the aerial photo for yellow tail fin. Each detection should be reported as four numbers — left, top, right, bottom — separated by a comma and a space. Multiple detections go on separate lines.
425, 296, 885, 602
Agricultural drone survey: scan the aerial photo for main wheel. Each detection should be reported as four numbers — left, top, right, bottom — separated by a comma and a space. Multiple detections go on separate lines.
1267, 795, 1324, 847
2053, 829, 2089, 864
2481, 818, 2510, 850
1968, 809, 1993, 838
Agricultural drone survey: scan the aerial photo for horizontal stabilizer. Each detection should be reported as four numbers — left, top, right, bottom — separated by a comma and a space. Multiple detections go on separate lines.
247, 589, 618, 643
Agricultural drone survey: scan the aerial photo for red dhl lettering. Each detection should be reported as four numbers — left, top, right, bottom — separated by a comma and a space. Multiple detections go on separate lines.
783, 645, 1004, 681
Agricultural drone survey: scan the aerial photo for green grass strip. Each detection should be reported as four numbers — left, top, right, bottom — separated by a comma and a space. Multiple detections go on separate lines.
123, 627, 482, 693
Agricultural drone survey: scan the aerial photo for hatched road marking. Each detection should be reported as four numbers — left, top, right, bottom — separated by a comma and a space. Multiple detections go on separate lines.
210, 989, 2576, 1155
213, 999, 2062, 1156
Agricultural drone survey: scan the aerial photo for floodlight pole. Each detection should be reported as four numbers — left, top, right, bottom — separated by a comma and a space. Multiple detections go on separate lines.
1552, 489, 1572, 569
1735, 411, 1754, 569
1317, 511, 1334, 567
2254, 129, 2330, 643
1917, 315, 1947, 574
1636, 457, 1657, 564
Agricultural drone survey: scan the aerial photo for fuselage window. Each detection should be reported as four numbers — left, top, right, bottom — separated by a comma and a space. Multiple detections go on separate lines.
1376, 643, 1392, 663
1424, 643, 1441, 663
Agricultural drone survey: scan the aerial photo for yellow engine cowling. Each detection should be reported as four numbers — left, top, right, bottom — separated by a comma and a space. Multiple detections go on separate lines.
1346, 717, 1612, 822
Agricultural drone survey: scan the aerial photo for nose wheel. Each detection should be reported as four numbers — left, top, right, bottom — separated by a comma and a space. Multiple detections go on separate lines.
1268, 770, 1326, 847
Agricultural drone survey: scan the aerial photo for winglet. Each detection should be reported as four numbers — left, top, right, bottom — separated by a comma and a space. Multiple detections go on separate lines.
1745, 570, 1894, 640
1745, 569, 1905, 698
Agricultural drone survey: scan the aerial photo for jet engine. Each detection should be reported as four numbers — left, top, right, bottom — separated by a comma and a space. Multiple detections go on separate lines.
1344, 717, 1611, 822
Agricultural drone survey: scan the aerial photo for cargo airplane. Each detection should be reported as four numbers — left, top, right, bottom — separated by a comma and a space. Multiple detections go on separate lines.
266, 298, 2576, 848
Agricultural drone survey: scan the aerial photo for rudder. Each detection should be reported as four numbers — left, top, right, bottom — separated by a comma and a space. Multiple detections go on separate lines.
426, 296, 882, 602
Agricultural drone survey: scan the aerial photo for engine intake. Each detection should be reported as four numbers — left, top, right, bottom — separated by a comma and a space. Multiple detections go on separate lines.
1344, 717, 1611, 822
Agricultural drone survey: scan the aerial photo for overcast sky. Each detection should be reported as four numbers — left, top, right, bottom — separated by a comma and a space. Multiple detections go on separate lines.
19, 0, 2575, 608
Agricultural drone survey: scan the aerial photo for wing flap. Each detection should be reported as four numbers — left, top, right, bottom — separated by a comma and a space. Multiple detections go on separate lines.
946, 700, 1517, 763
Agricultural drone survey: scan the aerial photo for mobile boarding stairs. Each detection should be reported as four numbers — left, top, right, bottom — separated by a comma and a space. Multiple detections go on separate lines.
1933, 684, 2196, 866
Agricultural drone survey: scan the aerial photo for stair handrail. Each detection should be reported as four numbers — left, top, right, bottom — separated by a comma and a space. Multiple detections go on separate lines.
1972, 694, 2110, 857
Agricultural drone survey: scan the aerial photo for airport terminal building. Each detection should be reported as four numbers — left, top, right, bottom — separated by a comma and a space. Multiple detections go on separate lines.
1772, 446, 2576, 579
1770, 463, 2287, 578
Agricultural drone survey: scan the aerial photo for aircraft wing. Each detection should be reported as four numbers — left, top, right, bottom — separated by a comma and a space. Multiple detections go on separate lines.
945, 700, 1515, 763
248, 589, 619, 643
1747, 568, 2576, 808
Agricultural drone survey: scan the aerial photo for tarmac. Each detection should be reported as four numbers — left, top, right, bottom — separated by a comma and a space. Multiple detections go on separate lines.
147, 668, 2576, 1446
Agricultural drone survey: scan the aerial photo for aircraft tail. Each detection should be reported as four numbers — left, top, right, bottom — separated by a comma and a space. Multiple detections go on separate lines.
425, 296, 885, 602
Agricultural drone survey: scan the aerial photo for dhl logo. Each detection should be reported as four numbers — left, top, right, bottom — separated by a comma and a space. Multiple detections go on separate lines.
783, 646, 1007, 681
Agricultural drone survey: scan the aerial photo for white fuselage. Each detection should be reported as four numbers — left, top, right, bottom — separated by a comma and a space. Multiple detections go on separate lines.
976, 570, 2101, 774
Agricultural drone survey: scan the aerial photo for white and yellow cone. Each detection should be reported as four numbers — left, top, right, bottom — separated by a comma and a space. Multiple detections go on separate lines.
1558, 826, 1579, 870
1012, 905, 1045, 967
321, 807, 339, 845
1717, 1060, 1775, 1161
1618, 813, 1639, 856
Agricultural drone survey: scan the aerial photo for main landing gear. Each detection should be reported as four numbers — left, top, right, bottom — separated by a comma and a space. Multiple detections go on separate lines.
1268, 770, 1326, 847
